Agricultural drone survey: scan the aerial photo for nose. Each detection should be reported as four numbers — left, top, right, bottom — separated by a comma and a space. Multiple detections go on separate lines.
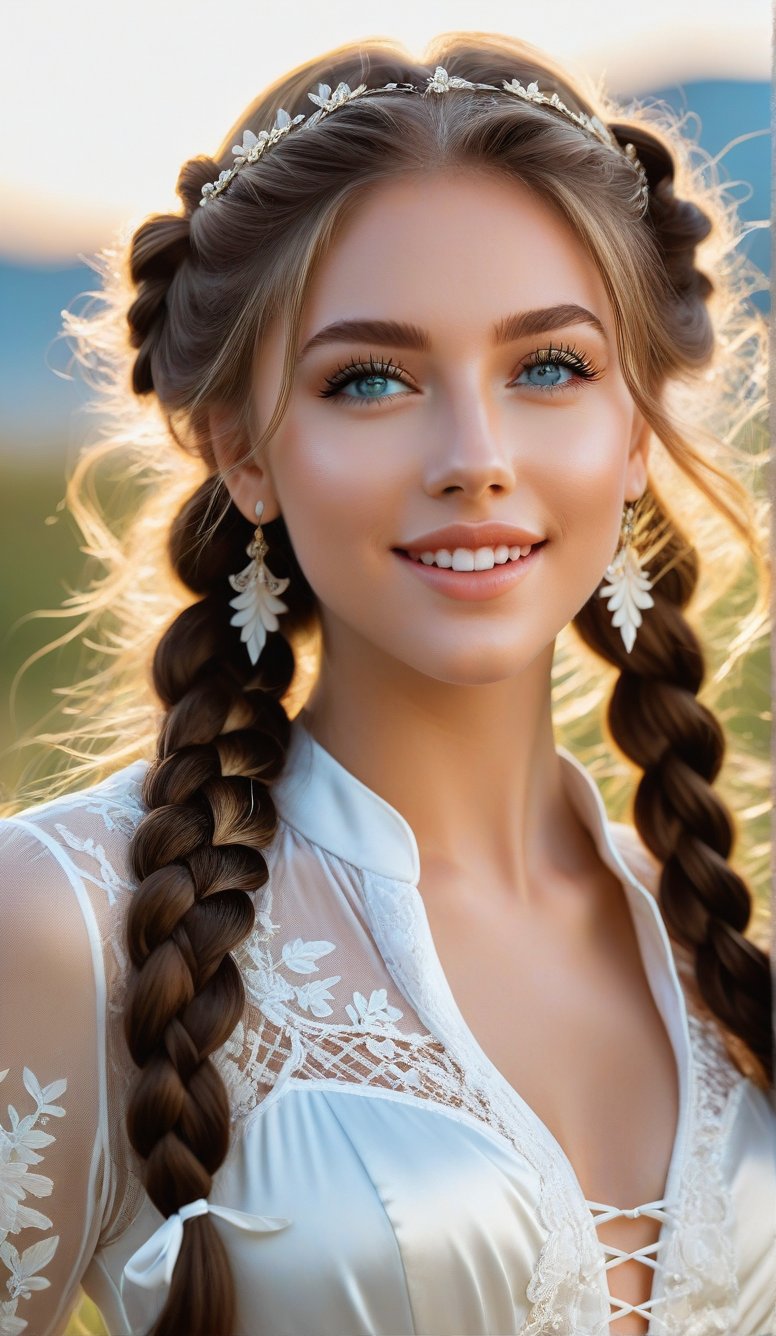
424, 379, 517, 499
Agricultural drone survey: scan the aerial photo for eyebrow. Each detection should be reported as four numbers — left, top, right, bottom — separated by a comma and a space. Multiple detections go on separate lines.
296, 303, 607, 361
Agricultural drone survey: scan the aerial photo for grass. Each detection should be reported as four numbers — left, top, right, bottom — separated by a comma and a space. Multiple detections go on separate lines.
2, 455, 86, 802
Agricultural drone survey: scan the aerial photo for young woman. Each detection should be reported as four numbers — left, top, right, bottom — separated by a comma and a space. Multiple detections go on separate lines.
0, 31, 772, 1336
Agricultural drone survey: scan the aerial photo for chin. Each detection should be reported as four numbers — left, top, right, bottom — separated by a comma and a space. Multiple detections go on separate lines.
391, 635, 554, 687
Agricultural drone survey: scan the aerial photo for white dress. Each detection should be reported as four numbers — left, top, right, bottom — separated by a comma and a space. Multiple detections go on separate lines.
0, 713, 774, 1336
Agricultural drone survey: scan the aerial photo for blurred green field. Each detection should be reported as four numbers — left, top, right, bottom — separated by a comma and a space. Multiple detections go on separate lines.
2, 455, 87, 801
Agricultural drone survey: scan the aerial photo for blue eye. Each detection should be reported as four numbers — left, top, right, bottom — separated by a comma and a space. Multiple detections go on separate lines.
514, 344, 601, 392
320, 356, 414, 407
341, 373, 407, 399
517, 362, 573, 388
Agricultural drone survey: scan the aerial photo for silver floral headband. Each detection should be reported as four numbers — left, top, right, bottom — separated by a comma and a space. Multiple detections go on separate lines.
199, 66, 648, 207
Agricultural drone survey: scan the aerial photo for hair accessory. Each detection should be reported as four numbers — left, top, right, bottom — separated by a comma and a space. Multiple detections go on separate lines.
228, 501, 290, 665
598, 502, 654, 653
199, 66, 647, 206
121, 1196, 292, 1292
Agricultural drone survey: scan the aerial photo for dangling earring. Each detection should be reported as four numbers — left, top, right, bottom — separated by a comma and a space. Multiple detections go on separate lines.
228, 501, 291, 665
598, 502, 654, 654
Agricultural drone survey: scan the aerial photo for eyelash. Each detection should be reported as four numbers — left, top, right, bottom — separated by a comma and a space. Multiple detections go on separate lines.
319, 355, 413, 405
523, 342, 602, 385
317, 344, 602, 407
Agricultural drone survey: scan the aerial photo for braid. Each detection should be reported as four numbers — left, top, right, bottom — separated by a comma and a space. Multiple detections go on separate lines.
574, 494, 773, 1088
125, 476, 301, 1335
126, 155, 221, 396
565, 123, 774, 1083
609, 122, 715, 364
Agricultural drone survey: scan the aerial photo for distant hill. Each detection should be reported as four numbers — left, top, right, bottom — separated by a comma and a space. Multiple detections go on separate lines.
0, 79, 768, 456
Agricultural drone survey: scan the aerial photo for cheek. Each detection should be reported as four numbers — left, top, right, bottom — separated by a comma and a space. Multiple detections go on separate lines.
557, 450, 624, 514
269, 385, 410, 533
274, 419, 390, 525
268, 420, 395, 600
541, 424, 629, 566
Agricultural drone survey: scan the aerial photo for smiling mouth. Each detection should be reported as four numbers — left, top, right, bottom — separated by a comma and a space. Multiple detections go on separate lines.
392, 540, 547, 569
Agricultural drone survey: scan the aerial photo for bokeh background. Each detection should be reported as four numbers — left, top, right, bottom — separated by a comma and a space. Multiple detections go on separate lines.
0, 2, 771, 1331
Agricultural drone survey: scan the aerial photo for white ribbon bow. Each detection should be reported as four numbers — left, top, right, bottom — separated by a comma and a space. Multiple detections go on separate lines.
122, 1196, 292, 1290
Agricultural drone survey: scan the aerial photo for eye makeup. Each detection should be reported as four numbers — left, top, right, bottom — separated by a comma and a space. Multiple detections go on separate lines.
315, 340, 603, 408
318, 354, 414, 402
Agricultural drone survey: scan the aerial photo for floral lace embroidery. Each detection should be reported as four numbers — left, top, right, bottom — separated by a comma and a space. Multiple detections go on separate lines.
650, 1010, 744, 1336
28, 775, 148, 1246
219, 885, 753, 1336
216, 904, 435, 1121
52, 825, 135, 908
46, 770, 145, 909
0, 1067, 66, 1336
78, 775, 147, 837
215, 882, 609, 1334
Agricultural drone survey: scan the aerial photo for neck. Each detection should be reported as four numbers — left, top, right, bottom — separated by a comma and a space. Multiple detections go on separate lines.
299, 619, 601, 912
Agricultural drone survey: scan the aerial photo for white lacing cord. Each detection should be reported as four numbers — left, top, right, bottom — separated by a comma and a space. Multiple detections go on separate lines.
585, 1198, 674, 1322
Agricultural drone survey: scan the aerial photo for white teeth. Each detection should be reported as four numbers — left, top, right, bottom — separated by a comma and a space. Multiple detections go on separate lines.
412, 543, 535, 569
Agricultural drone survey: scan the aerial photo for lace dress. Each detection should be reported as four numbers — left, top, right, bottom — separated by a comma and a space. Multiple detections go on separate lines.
1, 714, 774, 1336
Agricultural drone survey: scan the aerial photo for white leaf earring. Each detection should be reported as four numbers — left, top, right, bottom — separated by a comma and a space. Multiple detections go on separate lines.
598, 502, 654, 654
228, 501, 291, 665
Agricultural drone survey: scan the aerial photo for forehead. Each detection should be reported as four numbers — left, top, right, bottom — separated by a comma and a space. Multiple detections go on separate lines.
300, 168, 611, 341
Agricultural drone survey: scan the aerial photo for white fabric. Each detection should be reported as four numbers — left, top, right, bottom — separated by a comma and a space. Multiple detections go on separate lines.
120, 1197, 292, 1292
0, 712, 774, 1336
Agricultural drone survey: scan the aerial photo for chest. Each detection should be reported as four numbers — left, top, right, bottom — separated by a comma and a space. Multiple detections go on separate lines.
419, 870, 680, 1335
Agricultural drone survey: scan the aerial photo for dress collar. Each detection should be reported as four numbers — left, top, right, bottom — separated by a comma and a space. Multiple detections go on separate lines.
272, 709, 693, 1223
273, 709, 690, 1055
276, 709, 656, 898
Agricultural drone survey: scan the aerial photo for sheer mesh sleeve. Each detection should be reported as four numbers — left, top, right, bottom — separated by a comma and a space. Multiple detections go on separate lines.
0, 761, 149, 1335
0, 815, 109, 1335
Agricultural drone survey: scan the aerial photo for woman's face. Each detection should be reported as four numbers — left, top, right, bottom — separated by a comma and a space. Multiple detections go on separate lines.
247, 169, 649, 685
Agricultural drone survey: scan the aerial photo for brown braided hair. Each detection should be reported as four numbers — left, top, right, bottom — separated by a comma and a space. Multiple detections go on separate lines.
124, 485, 316, 1330
573, 124, 771, 1085
27, 30, 770, 1336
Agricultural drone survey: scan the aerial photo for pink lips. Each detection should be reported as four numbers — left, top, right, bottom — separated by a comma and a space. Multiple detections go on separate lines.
398, 522, 545, 555
394, 541, 546, 601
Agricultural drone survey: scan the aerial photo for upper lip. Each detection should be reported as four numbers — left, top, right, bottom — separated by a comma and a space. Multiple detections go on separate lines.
394, 523, 545, 556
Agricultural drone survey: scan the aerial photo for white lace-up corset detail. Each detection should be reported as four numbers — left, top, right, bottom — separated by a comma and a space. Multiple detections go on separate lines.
585, 1198, 674, 1325
210, 813, 747, 1335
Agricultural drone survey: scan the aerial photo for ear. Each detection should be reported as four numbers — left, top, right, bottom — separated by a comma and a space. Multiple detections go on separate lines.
625, 410, 651, 502
208, 404, 282, 525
